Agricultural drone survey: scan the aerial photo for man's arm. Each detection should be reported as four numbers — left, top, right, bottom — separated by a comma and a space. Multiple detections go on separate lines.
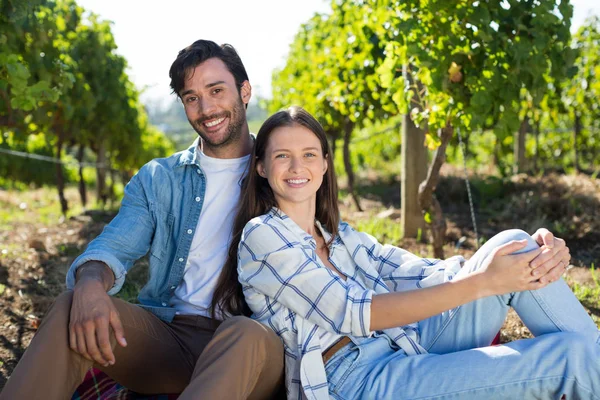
66, 167, 157, 294
69, 261, 127, 367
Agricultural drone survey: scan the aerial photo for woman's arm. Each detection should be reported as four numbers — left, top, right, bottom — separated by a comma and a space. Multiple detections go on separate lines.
240, 221, 549, 334
370, 239, 546, 330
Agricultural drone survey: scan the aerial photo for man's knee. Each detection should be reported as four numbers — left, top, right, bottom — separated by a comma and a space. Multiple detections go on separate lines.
38, 291, 74, 330
217, 316, 283, 357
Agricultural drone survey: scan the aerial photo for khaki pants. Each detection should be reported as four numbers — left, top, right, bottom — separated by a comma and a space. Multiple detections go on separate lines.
0, 291, 284, 399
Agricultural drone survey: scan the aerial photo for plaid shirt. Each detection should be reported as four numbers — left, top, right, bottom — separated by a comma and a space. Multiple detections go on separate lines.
238, 208, 464, 400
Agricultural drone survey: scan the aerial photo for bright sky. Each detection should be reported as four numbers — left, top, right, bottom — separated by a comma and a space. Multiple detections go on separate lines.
76, 0, 331, 106
76, 0, 597, 107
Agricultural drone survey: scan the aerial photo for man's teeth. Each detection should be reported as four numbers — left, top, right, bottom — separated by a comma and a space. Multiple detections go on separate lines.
287, 179, 308, 184
205, 117, 225, 127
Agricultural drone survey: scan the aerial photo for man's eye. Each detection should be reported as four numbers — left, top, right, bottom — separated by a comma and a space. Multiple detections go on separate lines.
185, 96, 197, 103
212, 88, 223, 94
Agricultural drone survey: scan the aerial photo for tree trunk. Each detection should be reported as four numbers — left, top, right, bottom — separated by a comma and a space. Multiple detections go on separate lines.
401, 65, 428, 238
55, 135, 68, 216
493, 136, 501, 170
96, 140, 108, 205
109, 163, 116, 206
121, 170, 133, 186
533, 119, 540, 173
418, 124, 453, 259
77, 144, 87, 208
327, 130, 338, 157
513, 118, 528, 174
342, 119, 362, 211
574, 113, 581, 173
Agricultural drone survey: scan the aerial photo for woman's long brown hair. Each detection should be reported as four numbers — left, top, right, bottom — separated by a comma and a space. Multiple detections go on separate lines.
211, 106, 340, 318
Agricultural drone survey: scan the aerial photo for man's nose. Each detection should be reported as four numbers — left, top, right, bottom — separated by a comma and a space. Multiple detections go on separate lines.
199, 96, 217, 116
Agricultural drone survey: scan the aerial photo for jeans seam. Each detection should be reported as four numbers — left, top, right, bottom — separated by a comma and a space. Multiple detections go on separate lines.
526, 289, 565, 331
408, 376, 600, 400
422, 306, 462, 352
329, 349, 361, 396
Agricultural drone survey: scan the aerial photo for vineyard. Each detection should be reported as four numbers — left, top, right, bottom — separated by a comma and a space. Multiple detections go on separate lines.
1, 0, 600, 392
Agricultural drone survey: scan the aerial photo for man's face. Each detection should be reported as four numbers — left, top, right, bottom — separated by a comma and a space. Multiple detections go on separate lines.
180, 58, 251, 156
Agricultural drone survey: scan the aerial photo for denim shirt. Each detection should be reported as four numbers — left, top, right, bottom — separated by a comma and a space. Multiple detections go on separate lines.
66, 140, 245, 322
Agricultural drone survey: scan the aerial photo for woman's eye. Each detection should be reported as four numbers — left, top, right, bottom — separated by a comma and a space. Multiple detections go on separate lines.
275, 154, 287, 159
305, 153, 316, 158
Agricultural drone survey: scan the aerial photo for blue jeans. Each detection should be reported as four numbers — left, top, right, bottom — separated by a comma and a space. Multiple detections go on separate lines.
325, 230, 600, 399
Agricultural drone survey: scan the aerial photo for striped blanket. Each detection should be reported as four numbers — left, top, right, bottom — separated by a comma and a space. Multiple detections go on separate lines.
71, 369, 179, 400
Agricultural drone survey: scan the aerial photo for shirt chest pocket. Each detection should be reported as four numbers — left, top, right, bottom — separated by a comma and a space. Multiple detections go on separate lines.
150, 210, 175, 261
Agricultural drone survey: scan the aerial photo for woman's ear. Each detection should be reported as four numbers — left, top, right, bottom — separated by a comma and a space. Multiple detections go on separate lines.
256, 160, 267, 178
322, 154, 328, 175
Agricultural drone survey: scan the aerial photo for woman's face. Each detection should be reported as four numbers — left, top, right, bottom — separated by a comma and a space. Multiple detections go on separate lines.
257, 124, 328, 212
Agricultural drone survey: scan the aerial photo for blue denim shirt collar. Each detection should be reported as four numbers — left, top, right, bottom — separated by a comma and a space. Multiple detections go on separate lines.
174, 138, 201, 169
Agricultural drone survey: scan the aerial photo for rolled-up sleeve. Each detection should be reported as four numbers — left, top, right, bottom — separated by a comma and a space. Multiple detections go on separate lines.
66, 169, 156, 295
238, 221, 374, 337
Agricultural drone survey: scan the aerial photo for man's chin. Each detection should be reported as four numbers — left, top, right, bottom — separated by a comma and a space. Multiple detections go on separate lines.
198, 132, 232, 148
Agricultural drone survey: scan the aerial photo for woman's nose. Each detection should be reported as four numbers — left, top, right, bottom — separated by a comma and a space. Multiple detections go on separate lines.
289, 157, 302, 173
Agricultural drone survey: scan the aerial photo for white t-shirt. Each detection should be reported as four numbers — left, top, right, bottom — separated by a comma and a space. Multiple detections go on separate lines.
170, 150, 250, 318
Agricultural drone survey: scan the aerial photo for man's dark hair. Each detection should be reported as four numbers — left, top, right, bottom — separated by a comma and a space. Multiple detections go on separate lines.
169, 40, 249, 97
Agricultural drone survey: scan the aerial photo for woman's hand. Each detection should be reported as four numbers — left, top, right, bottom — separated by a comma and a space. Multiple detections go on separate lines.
479, 239, 547, 296
530, 228, 571, 284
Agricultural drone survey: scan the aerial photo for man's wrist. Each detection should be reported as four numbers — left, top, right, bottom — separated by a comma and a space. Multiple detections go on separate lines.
75, 261, 115, 292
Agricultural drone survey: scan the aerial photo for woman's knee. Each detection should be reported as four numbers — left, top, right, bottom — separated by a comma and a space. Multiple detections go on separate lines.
490, 229, 538, 254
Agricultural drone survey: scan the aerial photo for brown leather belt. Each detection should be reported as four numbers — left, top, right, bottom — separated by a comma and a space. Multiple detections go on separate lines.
322, 337, 352, 364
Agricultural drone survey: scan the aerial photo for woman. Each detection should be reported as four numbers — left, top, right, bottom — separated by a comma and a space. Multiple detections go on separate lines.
213, 106, 599, 400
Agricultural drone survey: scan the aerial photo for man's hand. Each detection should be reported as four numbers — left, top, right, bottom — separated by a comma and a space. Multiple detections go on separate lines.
69, 263, 127, 366
529, 228, 571, 284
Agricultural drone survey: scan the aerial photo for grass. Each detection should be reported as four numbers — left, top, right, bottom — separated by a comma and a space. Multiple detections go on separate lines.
353, 216, 403, 246
0, 185, 120, 227
568, 264, 600, 310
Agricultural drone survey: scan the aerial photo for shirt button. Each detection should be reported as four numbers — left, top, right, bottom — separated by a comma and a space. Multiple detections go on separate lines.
187, 229, 193, 234
195, 196, 201, 202
161, 302, 167, 306
178, 257, 184, 262
196, 170, 201, 174
171, 285, 176, 290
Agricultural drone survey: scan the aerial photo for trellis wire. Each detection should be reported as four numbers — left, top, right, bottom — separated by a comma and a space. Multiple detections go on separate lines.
456, 127, 479, 249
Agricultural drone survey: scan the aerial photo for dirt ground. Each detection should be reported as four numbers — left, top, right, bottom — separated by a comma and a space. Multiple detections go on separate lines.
1, 169, 598, 389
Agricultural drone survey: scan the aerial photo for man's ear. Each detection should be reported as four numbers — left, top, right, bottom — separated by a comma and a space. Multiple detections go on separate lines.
256, 160, 266, 178
240, 81, 252, 106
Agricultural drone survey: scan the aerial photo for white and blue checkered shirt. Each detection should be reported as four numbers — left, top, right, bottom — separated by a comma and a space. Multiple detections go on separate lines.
238, 208, 464, 400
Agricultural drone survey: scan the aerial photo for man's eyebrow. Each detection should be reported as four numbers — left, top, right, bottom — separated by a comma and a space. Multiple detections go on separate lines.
180, 81, 226, 97
180, 89, 194, 97
206, 80, 226, 88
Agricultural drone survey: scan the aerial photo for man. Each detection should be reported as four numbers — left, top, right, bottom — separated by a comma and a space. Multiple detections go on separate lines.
1, 40, 284, 400
1, 39, 570, 400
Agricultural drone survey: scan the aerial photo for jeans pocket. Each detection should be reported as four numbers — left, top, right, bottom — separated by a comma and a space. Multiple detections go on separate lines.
326, 344, 362, 396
